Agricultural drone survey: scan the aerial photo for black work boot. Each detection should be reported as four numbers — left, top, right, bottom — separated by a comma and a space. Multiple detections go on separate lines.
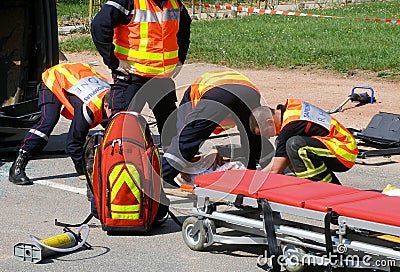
9, 150, 32, 185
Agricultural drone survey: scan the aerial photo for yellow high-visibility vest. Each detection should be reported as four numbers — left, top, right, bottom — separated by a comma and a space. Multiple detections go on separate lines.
281, 98, 358, 168
113, 0, 180, 77
189, 70, 260, 134
42, 63, 109, 128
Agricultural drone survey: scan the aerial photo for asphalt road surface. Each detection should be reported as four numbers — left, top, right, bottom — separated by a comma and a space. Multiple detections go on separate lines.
1, 118, 400, 272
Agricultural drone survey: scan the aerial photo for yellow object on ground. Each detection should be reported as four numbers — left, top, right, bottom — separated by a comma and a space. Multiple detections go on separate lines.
382, 184, 400, 196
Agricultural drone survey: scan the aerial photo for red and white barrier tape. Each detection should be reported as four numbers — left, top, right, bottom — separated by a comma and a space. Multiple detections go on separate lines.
187, 3, 400, 25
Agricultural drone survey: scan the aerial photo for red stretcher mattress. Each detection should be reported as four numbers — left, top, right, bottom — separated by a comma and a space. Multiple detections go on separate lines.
194, 170, 400, 227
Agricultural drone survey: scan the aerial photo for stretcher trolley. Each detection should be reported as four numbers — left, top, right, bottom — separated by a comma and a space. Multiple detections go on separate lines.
180, 170, 400, 271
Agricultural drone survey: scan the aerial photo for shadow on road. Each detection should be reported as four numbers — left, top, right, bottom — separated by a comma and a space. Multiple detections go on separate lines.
39, 246, 111, 264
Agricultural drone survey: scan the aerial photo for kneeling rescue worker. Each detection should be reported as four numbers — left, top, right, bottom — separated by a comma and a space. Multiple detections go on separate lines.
162, 70, 266, 186
9, 62, 111, 185
250, 98, 358, 184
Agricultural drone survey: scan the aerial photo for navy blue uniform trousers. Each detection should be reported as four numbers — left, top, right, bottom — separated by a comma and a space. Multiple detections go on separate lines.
161, 84, 263, 185
20, 84, 93, 162
110, 73, 177, 147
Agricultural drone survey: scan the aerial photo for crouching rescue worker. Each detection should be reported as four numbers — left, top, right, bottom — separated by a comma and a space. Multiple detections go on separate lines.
250, 98, 358, 184
162, 70, 269, 186
9, 63, 111, 185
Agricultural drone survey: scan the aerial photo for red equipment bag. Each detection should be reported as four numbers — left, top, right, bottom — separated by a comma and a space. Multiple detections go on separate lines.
92, 111, 162, 233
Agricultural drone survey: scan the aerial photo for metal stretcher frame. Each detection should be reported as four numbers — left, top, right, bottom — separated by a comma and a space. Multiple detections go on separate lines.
181, 172, 400, 272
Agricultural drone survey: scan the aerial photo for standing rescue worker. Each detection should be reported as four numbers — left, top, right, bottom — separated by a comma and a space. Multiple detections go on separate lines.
250, 99, 358, 184
162, 70, 268, 186
91, 0, 191, 147
9, 63, 111, 185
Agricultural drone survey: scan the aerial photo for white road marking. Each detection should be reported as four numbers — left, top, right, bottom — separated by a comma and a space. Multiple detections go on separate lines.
34, 179, 187, 201
34, 179, 86, 195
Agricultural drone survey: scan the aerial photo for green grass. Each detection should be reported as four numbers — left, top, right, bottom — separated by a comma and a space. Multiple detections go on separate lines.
189, 13, 400, 72
58, 0, 400, 76
57, 1, 88, 20
60, 34, 95, 51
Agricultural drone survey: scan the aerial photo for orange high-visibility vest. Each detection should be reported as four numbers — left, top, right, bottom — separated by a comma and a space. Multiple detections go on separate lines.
42, 63, 110, 128
280, 98, 358, 168
189, 70, 260, 134
113, 0, 180, 77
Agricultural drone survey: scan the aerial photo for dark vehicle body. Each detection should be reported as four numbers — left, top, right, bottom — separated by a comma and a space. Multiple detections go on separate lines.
0, 0, 58, 148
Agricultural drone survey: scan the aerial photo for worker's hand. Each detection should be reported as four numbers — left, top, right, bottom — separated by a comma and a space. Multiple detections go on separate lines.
116, 60, 135, 75
212, 151, 223, 171
171, 61, 183, 78
180, 172, 192, 183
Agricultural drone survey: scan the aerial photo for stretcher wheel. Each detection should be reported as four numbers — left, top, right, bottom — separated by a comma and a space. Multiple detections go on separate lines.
182, 217, 211, 251
280, 236, 306, 272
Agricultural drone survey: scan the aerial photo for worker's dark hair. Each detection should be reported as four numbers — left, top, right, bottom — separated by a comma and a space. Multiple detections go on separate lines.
103, 90, 110, 106
249, 106, 275, 134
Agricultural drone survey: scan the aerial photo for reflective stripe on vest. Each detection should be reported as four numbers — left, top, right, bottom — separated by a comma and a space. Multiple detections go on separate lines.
190, 70, 259, 108
281, 98, 358, 168
113, 0, 180, 77
105, 1, 132, 16
42, 63, 109, 128
108, 164, 141, 220
189, 70, 260, 134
